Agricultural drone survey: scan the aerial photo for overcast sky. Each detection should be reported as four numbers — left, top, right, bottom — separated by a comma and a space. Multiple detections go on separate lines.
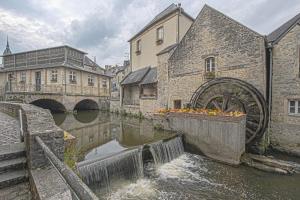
0, 0, 300, 66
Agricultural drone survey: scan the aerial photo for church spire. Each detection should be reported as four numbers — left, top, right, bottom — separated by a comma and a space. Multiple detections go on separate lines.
3, 36, 12, 56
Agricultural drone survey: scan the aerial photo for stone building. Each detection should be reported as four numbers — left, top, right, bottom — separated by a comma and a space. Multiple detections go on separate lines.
116, 3, 194, 114
0, 43, 111, 111
117, 4, 300, 151
267, 14, 300, 150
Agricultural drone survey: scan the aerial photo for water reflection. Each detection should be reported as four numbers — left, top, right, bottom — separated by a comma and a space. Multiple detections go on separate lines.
53, 111, 176, 162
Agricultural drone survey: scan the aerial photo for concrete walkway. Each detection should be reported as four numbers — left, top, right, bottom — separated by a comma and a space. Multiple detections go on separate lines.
0, 112, 20, 145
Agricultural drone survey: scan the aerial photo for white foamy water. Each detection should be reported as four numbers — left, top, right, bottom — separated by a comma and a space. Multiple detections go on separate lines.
107, 179, 156, 200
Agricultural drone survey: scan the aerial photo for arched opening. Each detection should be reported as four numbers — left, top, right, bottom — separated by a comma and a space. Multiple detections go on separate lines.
30, 99, 66, 113
74, 111, 99, 123
74, 99, 99, 111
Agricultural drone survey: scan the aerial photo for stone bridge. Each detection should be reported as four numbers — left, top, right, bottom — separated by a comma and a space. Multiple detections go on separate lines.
5, 92, 109, 112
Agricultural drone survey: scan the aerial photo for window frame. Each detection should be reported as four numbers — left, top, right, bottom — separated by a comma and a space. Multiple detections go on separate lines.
136, 39, 141, 55
288, 100, 300, 115
205, 57, 216, 72
51, 69, 58, 83
88, 74, 94, 86
69, 71, 77, 84
174, 100, 182, 109
20, 71, 26, 83
156, 26, 164, 44
102, 79, 107, 88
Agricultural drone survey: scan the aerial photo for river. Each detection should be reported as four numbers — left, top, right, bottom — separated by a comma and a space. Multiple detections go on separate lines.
53, 111, 300, 200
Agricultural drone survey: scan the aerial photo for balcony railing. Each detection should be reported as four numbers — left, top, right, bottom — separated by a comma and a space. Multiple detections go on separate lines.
5, 83, 109, 97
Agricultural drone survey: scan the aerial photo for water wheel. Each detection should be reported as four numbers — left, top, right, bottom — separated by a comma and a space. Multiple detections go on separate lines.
190, 78, 268, 146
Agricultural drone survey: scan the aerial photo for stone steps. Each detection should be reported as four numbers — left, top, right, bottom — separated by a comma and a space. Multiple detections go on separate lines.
0, 157, 27, 174
0, 143, 26, 161
0, 143, 28, 189
0, 170, 28, 189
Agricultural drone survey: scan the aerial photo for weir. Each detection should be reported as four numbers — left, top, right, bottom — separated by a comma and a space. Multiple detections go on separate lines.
76, 136, 184, 190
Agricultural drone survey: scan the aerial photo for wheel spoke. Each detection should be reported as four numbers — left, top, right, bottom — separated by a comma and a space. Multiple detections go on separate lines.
222, 95, 230, 111
211, 100, 221, 110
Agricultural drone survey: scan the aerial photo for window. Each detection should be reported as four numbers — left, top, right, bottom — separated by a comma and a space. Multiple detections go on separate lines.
102, 80, 107, 88
88, 75, 94, 86
69, 71, 76, 83
289, 100, 300, 115
174, 100, 182, 109
205, 57, 216, 72
51, 69, 58, 82
156, 26, 164, 44
136, 39, 141, 54
20, 71, 26, 83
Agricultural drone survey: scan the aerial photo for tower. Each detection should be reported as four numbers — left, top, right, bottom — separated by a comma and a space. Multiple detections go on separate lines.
3, 36, 12, 56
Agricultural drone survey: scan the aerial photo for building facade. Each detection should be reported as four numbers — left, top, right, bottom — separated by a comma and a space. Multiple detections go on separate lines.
117, 4, 300, 151
117, 3, 194, 114
267, 15, 300, 150
0, 45, 111, 111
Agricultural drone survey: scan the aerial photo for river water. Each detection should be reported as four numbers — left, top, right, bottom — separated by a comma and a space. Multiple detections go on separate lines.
53, 111, 300, 200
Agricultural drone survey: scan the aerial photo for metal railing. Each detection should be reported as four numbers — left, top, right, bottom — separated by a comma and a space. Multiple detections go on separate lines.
35, 136, 99, 200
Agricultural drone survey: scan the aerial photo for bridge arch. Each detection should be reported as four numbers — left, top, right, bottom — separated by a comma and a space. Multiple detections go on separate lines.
30, 98, 66, 113
74, 99, 99, 111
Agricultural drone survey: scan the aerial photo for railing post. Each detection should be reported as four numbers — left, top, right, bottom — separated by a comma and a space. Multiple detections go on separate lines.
18, 109, 24, 142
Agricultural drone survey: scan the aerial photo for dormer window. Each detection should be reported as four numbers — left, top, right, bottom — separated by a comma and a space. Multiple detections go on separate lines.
136, 39, 141, 55
205, 57, 216, 72
156, 26, 164, 45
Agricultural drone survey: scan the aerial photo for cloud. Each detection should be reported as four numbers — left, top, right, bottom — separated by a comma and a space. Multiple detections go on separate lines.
0, 0, 300, 66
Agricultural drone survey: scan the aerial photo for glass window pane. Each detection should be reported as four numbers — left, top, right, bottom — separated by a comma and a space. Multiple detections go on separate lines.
289, 101, 295, 113
298, 101, 300, 114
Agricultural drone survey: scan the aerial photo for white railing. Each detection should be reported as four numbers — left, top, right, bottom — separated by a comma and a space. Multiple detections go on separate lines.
6, 83, 109, 97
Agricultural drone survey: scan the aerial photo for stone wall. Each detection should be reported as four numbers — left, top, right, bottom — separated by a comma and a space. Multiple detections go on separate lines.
140, 98, 159, 116
153, 113, 246, 165
271, 24, 300, 149
0, 102, 73, 199
164, 5, 266, 108
110, 99, 121, 113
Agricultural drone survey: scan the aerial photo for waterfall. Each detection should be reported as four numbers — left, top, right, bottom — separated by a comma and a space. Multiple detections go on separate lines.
77, 147, 144, 187
149, 136, 184, 165
76, 136, 184, 196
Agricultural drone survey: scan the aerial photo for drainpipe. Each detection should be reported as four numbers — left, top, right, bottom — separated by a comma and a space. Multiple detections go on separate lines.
267, 45, 273, 145
176, 3, 181, 43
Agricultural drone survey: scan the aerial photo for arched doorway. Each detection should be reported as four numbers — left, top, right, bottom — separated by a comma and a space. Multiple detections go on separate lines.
190, 77, 268, 146
30, 99, 66, 113
74, 99, 99, 111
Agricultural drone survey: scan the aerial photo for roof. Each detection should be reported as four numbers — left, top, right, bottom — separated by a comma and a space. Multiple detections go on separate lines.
140, 67, 157, 85
157, 43, 178, 55
84, 56, 105, 71
128, 4, 194, 42
1, 45, 87, 57
267, 13, 300, 44
121, 66, 150, 85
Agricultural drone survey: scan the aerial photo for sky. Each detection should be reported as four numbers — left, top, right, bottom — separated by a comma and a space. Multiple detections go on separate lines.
0, 0, 300, 66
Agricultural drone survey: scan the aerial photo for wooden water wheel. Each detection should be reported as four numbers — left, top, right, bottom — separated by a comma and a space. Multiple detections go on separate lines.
190, 78, 268, 146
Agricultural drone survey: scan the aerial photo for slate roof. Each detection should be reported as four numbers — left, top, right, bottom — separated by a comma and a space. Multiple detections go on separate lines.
140, 67, 157, 85
157, 43, 178, 55
121, 66, 151, 85
128, 4, 194, 42
267, 13, 300, 44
